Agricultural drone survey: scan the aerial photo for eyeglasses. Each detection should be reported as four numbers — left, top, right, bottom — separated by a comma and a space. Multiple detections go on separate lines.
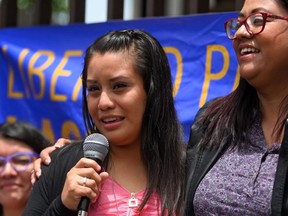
0, 152, 39, 174
225, 12, 288, 40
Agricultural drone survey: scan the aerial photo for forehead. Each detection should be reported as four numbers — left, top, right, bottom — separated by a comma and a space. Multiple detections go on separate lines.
240, 0, 284, 16
0, 138, 33, 156
92, 50, 133, 60
88, 51, 137, 73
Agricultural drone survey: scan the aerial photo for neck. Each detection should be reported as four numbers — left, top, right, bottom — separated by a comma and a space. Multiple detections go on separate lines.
108, 145, 147, 193
258, 91, 287, 147
3, 207, 23, 216
257, 82, 288, 115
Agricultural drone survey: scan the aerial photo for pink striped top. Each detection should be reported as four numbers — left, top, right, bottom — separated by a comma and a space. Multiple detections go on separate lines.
88, 177, 165, 215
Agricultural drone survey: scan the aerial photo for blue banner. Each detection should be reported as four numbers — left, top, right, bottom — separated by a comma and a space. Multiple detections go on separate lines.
0, 12, 239, 142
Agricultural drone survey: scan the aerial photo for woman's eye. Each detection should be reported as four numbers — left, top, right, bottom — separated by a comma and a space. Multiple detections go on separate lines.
253, 18, 264, 25
250, 16, 264, 26
114, 83, 127, 89
87, 85, 100, 92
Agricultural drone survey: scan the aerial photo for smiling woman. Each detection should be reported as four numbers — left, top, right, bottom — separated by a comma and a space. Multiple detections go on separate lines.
0, 121, 49, 216
185, 0, 288, 215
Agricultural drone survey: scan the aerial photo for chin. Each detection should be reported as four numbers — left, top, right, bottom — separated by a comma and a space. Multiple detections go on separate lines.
240, 67, 259, 80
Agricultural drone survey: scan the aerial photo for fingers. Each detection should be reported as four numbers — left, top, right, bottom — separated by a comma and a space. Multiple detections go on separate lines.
99, 171, 109, 181
31, 158, 42, 185
82, 176, 88, 186
54, 138, 72, 148
41, 138, 72, 165
39, 145, 57, 165
61, 158, 107, 210
76, 157, 102, 173
31, 138, 72, 183
77, 175, 100, 201
31, 168, 36, 185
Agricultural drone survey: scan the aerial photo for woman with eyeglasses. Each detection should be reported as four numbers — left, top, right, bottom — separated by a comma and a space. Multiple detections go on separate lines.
0, 121, 50, 216
185, 0, 288, 215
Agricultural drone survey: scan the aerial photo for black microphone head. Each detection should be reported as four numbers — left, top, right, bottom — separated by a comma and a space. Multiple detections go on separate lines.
83, 133, 109, 165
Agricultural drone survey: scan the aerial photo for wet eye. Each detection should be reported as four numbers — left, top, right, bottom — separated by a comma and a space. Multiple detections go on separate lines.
87, 85, 100, 93
114, 83, 127, 90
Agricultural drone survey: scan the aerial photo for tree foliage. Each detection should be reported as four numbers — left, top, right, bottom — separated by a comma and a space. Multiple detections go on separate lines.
17, 0, 68, 12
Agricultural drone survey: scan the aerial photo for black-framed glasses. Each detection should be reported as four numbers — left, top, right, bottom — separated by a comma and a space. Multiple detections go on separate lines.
224, 12, 288, 40
0, 152, 39, 174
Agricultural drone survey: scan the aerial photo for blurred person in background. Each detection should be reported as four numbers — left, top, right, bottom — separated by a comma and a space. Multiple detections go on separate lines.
0, 121, 50, 216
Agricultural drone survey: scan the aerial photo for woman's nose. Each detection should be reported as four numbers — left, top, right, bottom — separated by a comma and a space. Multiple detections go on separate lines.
0, 161, 17, 176
97, 91, 115, 110
234, 23, 253, 39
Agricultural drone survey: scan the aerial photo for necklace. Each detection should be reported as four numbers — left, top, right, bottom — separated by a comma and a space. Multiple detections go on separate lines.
111, 179, 139, 216
128, 192, 138, 207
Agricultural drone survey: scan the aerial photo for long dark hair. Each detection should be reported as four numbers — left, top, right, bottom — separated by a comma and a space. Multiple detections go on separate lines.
198, 78, 288, 151
81, 29, 185, 215
278, 0, 288, 9
196, 78, 257, 150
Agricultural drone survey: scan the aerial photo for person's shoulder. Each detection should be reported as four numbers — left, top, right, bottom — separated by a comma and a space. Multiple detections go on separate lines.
188, 97, 221, 148
51, 140, 83, 160
195, 97, 221, 122
45, 140, 84, 175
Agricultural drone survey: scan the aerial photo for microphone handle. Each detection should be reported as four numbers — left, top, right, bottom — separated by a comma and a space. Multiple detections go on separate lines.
77, 157, 103, 215
78, 196, 90, 216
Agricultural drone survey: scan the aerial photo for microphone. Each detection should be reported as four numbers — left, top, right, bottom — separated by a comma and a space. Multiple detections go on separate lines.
77, 133, 109, 216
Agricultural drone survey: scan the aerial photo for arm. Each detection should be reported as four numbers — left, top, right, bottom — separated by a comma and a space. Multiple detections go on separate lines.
24, 147, 77, 216
24, 142, 109, 216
